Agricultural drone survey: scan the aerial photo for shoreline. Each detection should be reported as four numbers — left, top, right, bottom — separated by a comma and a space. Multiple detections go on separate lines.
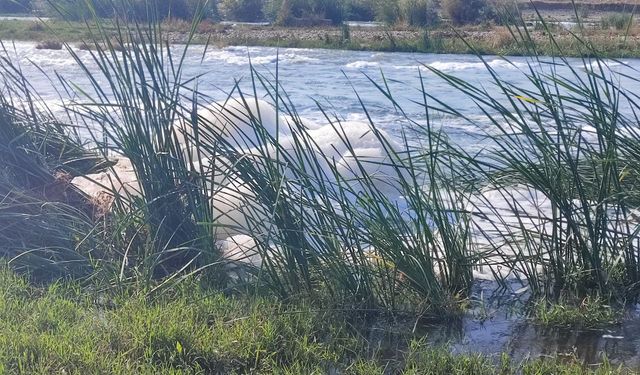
2, 18, 640, 58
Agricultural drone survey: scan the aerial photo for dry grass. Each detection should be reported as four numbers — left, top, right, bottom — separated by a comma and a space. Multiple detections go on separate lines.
490, 26, 515, 49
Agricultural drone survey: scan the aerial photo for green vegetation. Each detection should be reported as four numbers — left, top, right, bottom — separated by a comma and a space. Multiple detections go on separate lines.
1, 0, 638, 57
4, 0, 505, 26
4, 0, 640, 311
40, 0, 218, 21
534, 298, 622, 328
0, 266, 627, 373
442, 0, 492, 25
5, 18, 640, 58
219, 0, 263, 22
600, 12, 635, 30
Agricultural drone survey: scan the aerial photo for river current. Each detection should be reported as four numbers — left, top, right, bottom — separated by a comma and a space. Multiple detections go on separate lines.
7, 41, 640, 151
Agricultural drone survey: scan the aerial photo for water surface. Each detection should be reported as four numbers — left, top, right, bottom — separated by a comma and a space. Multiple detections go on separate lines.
8, 42, 640, 151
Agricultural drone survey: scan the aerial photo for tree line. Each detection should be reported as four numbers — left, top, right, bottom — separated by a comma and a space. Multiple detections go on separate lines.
0, 0, 518, 26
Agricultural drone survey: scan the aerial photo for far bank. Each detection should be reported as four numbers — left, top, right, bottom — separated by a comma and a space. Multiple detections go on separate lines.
2, 18, 640, 57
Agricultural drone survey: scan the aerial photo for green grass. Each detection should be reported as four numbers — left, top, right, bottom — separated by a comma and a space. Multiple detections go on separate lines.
0, 266, 628, 374
0, 0, 638, 305
34, 5, 478, 313
533, 297, 623, 329
0, 266, 368, 373
601, 13, 635, 31
0, 19, 95, 42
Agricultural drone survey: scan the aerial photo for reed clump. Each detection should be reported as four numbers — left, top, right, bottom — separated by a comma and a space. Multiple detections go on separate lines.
2, 0, 640, 318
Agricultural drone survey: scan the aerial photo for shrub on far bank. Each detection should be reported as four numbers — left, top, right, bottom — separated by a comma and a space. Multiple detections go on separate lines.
220, 0, 263, 21
46, 0, 113, 20
264, 0, 345, 26
344, 0, 375, 21
130, 0, 218, 21
372, 0, 399, 25
399, 0, 439, 27
442, 0, 491, 25
371, 0, 439, 27
46, 0, 219, 21
490, 0, 521, 25
601, 13, 634, 31
33, 0, 517, 26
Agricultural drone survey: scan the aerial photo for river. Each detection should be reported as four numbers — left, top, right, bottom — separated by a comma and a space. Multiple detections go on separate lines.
7, 41, 640, 151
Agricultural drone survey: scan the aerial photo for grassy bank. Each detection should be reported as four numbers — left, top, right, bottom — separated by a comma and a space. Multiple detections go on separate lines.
0, 267, 627, 374
3, 17, 640, 57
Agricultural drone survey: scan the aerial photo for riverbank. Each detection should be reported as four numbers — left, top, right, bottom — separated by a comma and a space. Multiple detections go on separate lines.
2, 17, 640, 57
0, 266, 628, 374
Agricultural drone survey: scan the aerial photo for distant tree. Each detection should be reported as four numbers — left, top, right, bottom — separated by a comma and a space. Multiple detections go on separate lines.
219, 0, 263, 21
319, 0, 345, 24
47, 0, 215, 21
343, 0, 375, 21
399, 0, 439, 26
202, 0, 220, 20
373, 0, 399, 25
128, 0, 207, 20
489, 0, 521, 25
442, 0, 490, 25
262, 0, 283, 23
263, 0, 344, 25
47, 0, 113, 20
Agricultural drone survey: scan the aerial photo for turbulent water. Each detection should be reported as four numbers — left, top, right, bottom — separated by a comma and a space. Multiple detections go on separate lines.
8, 41, 640, 151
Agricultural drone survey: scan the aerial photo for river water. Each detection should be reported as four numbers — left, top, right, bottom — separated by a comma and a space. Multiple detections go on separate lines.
7, 41, 640, 151
6, 41, 640, 366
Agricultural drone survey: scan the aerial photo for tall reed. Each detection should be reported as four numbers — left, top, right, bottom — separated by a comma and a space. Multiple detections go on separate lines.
0, 47, 105, 280
34, 0, 476, 310
3, 0, 640, 310
420, 13, 640, 300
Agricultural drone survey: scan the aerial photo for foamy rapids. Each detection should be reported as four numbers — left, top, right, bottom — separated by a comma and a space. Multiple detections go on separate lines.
70, 97, 636, 285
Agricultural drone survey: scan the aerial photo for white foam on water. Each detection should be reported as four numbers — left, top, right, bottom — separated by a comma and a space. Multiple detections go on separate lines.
395, 59, 525, 73
178, 97, 285, 153
467, 183, 640, 282
466, 185, 552, 280
78, 98, 406, 238
281, 53, 320, 64
75, 96, 636, 284
579, 59, 624, 71
204, 49, 251, 65
217, 235, 262, 267
205, 48, 319, 65
345, 60, 380, 69
250, 53, 319, 65
211, 179, 269, 239
7, 42, 94, 69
